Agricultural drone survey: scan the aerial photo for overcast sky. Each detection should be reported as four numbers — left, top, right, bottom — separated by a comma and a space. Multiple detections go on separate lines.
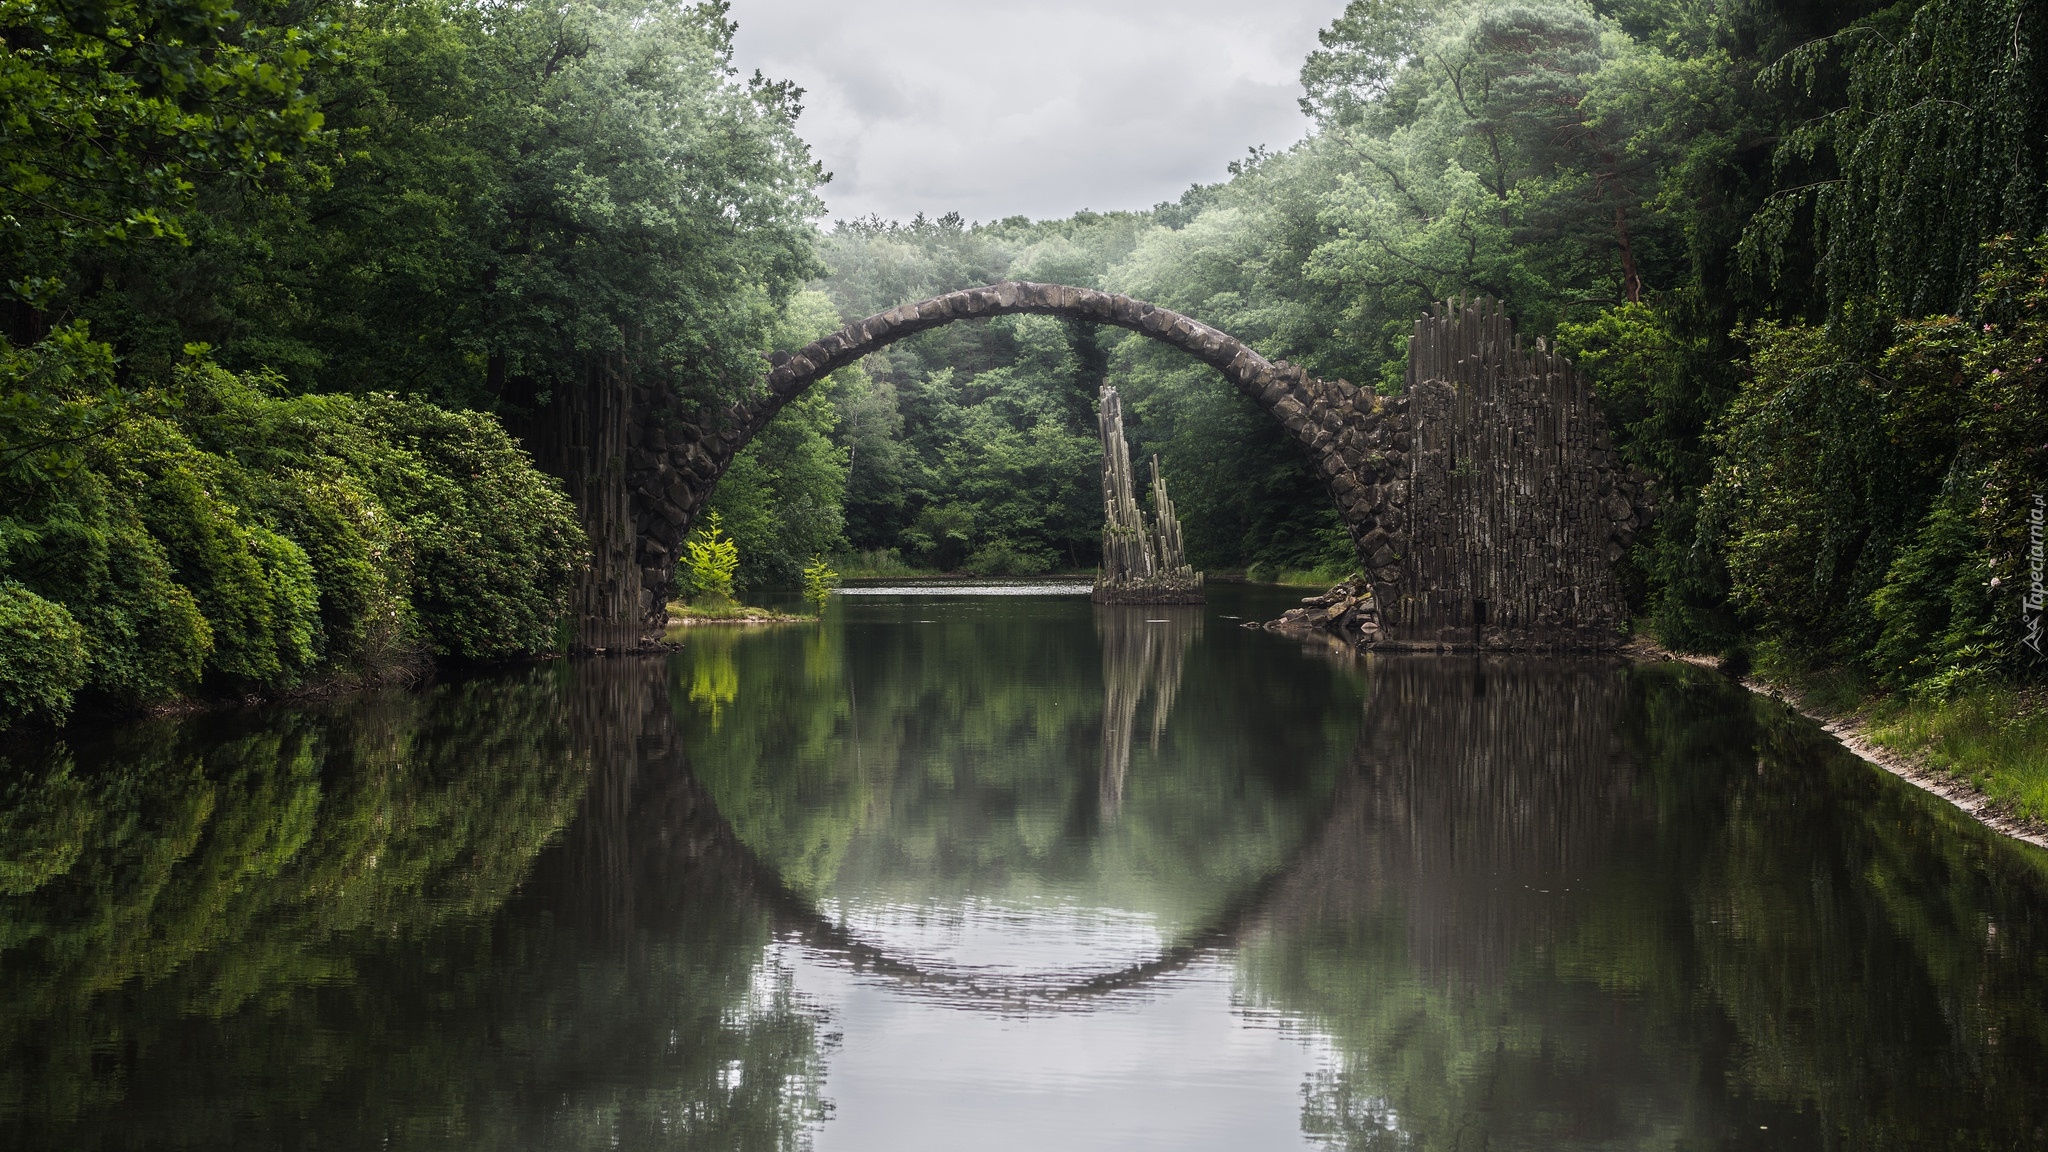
725, 0, 1342, 226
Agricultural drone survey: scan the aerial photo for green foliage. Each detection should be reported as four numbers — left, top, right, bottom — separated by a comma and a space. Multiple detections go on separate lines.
0, 350, 582, 728
1745, 0, 2046, 341
73, 0, 826, 410
902, 499, 978, 572
961, 538, 1056, 577
1702, 320, 1894, 648
834, 548, 927, 579
683, 512, 741, 605
705, 295, 850, 592
1556, 300, 1737, 647
1861, 684, 2048, 821
1297, 0, 1433, 123
0, 583, 87, 722
0, 325, 132, 491
800, 556, 839, 614
0, 0, 328, 282
1704, 237, 2048, 686
337, 394, 583, 661
108, 416, 322, 686
812, 226, 1147, 572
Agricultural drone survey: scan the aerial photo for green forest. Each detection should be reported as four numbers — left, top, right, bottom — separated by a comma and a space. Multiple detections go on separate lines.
3, 0, 2045, 738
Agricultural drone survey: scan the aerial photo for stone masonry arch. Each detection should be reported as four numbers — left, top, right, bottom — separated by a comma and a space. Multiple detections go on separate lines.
549, 282, 1648, 650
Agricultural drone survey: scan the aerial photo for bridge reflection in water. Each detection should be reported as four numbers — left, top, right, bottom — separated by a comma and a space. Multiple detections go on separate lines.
634, 648, 1647, 1014
3, 589, 2046, 1151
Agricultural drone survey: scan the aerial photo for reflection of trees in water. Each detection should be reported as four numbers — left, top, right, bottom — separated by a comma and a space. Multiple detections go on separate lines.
687, 629, 740, 728
1241, 659, 2048, 1150
0, 660, 827, 1151
465, 658, 830, 1150
1094, 606, 1199, 819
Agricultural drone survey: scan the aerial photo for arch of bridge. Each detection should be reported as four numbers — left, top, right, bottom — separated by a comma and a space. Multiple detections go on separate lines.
619, 283, 1648, 649
629, 282, 1404, 612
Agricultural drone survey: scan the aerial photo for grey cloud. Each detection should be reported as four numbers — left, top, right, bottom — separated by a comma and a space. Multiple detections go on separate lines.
726, 0, 1341, 223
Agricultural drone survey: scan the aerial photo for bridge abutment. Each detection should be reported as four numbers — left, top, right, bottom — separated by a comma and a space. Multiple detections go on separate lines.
517, 283, 1647, 651
1372, 299, 1649, 651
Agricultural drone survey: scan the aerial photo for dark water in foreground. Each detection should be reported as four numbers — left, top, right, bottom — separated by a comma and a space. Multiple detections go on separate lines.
4, 584, 2047, 1151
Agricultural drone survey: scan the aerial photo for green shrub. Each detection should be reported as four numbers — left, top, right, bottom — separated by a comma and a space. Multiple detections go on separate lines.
1, 340, 584, 729
801, 555, 840, 614
3, 416, 213, 710
1702, 236, 2048, 688
0, 583, 88, 724
962, 538, 1054, 577
259, 466, 416, 671
836, 548, 925, 579
684, 512, 741, 605
65, 489, 215, 705
99, 413, 320, 688
339, 396, 583, 661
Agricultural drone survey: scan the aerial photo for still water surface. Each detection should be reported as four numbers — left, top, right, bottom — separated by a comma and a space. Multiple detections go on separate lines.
3, 584, 2046, 1150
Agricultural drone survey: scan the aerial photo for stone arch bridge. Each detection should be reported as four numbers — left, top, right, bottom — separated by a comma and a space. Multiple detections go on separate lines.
519, 283, 1649, 651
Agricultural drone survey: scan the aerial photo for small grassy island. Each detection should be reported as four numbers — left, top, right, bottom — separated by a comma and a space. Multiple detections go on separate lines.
666, 601, 812, 625
658, 520, 836, 638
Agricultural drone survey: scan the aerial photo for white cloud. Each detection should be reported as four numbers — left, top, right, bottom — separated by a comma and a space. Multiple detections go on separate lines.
725, 0, 1340, 224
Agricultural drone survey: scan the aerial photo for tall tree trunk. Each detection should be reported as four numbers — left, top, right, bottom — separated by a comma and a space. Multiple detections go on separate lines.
1614, 204, 1643, 304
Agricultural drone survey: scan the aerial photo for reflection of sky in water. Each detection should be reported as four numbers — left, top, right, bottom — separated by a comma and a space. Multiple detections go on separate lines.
788, 946, 1340, 1152
826, 897, 1167, 983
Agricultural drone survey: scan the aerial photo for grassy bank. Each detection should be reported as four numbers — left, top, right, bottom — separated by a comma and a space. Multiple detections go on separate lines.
1751, 653, 2048, 829
1245, 562, 1356, 587
834, 550, 937, 580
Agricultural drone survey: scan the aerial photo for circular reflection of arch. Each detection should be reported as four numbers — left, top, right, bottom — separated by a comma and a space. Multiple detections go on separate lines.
684, 761, 1356, 1014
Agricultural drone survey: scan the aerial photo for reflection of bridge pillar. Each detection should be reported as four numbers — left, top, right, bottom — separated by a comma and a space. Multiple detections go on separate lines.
537, 657, 765, 941
1262, 657, 1645, 988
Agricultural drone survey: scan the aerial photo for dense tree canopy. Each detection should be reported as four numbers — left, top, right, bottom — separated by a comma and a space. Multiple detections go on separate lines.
2, 0, 829, 727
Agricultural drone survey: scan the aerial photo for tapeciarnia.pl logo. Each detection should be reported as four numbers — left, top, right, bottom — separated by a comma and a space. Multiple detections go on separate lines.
2026, 493, 2045, 659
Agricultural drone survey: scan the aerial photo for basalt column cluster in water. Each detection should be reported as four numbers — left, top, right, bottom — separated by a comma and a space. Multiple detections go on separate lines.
1094, 385, 1202, 604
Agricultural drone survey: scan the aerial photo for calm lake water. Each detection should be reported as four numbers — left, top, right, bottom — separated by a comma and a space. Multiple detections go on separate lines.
4, 584, 2046, 1150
